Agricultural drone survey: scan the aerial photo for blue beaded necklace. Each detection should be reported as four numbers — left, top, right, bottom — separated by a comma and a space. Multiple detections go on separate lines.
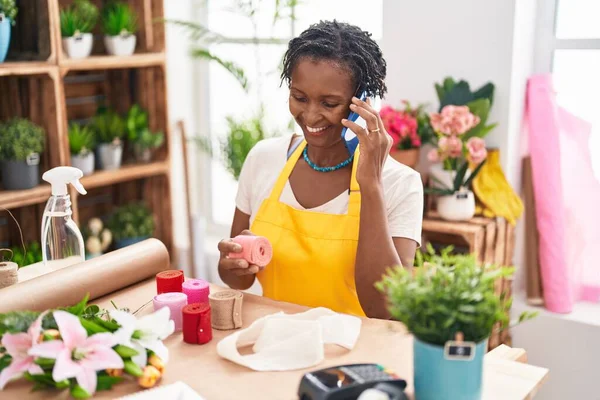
303, 146, 354, 172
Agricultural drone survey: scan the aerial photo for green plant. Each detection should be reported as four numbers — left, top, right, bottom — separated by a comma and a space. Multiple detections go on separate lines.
91, 108, 125, 144
221, 110, 268, 180
0, 118, 45, 162
434, 77, 497, 140
425, 159, 487, 196
107, 203, 154, 241
376, 244, 537, 346
68, 123, 96, 155
0, 0, 18, 25
60, 0, 99, 37
124, 105, 164, 150
101, 1, 138, 36
9, 241, 43, 268
135, 128, 164, 150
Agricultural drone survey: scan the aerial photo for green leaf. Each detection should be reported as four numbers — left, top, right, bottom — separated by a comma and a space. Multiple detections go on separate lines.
65, 294, 90, 316
424, 188, 454, 196
473, 82, 495, 107
34, 357, 56, 367
71, 384, 91, 399
463, 159, 487, 188
124, 360, 143, 377
453, 161, 470, 191
190, 48, 249, 91
114, 344, 139, 358
97, 375, 124, 391
439, 81, 473, 110
0, 354, 12, 372
466, 98, 491, 126
79, 317, 109, 335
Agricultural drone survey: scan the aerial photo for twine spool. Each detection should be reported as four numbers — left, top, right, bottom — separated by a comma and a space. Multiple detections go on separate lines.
0, 256, 18, 289
208, 290, 243, 330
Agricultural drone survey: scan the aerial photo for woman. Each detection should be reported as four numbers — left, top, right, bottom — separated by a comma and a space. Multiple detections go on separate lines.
217, 20, 423, 319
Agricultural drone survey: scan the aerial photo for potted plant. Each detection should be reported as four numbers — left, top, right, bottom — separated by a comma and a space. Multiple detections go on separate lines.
0, 118, 45, 190
9, 241, 43, 267
83, 217, 112, 259
425, 104, 488, 221
125, 105, 165, 162
107, 203, 154, 249
68, 122, 96, 175
102, 1, 138, 56
60, 0, 99, 59
0, 0, 17, 63
91, 108, 124, 170
376, 245, 537, 400
380, 101, 434, 169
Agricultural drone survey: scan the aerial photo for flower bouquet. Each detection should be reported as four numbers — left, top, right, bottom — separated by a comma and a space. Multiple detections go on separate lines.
380, 101, 434, 169
0, 295, 174, 398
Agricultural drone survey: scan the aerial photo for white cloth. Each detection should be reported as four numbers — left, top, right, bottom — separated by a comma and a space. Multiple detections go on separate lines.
236, 134, 424, 245
216, 308, 362, 371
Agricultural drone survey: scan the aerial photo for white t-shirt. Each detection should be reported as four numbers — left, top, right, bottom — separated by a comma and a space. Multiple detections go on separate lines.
235, 134, 424, 245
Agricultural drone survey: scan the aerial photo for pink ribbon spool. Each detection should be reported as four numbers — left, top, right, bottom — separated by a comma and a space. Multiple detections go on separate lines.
152, 292, 188, 332
228, 235, 273, 266
182, 279, 210, 304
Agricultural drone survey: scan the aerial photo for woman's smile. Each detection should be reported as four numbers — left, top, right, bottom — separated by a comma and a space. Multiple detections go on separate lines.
305, 124, 333, 136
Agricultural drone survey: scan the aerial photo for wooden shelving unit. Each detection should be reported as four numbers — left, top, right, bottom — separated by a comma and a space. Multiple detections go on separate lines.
0, 0, 173, 256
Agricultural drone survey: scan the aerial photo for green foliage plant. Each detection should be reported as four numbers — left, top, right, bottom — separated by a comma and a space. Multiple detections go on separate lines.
0, 0, 18, 25
60, 0, 99, 37
91, 108, 125, 144
107, 203, 154, 241
125, 105, 164, 150
68, 123, 96, 155
0, 118, 45, 162
101, 1, 138, 37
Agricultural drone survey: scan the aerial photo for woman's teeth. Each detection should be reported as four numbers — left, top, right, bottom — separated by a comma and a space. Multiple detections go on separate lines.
306, 125, 328, 133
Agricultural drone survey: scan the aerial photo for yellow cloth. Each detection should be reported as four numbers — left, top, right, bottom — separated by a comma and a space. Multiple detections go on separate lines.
471, 149, 524, 225
251, 140, 366, 317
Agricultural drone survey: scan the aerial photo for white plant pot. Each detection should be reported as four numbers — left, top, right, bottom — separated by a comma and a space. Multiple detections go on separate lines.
437, 190, 476, 221
62, 33, 93, 59
104, 34, 136, 56
429, 163, 471, 190
71, 152, 95, 176
97, 143, 123, 170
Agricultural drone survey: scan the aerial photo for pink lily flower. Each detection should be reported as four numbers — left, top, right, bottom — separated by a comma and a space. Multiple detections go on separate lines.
29, 311, 124, 396
0, 311, 47, 389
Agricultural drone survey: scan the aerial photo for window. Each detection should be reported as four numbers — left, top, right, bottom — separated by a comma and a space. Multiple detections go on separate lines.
198, 0, 383, 231
536, 0, 600, 180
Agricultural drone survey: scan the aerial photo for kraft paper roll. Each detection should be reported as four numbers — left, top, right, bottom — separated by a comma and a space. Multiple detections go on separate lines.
182, 278, 210, 304
153, 292, 187, 332
156, 270, 184, 294
209, 290, 243, 330
182, 302, 212, 345
228, 235, 273, 266
0, 238, 170, 313
0, 261, 18, 289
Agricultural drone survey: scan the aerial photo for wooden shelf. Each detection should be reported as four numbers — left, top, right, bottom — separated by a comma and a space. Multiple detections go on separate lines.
0, 185, 51, 210
80, 162, 169, 190
0, 61, 55, 77
59, 53, 165, 72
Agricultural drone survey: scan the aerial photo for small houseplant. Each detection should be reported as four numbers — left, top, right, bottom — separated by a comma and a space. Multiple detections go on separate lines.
125, 105, 164, 162
380, 101, 434, 169
0, 0, 17, 63
0, 118, 45, 190
60, 0, 98, 59
83, 217, 112, 259
425, 104, 488, 221
376, 245, 537, 400
107, 203, 154, 249
221, 111, 268, 180
9, 241, 43, 268
91, 108, 125, 170
101, 1, 138, 56
69, 123, 96, 175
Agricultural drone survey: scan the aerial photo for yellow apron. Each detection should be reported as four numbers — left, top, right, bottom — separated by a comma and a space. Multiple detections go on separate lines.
251, 139, 366, 316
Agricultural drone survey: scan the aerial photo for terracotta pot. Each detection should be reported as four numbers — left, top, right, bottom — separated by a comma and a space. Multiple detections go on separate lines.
390, 148, 420, 169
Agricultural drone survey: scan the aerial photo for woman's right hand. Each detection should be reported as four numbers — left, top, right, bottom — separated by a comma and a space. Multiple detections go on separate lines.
218, 230, 261, 277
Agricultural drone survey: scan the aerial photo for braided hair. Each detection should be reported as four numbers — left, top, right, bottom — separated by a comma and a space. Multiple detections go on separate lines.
281, 20, 387, 99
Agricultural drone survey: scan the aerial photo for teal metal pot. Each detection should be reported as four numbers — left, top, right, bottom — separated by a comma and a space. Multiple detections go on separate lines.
0, 16, 10, 62
413, 337, 487, 400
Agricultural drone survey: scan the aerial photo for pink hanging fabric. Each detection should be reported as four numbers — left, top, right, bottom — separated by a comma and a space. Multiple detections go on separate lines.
526, 74, 600, 313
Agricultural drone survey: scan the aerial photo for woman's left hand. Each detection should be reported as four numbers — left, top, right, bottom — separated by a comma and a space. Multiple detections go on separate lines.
341, 96, 392, 188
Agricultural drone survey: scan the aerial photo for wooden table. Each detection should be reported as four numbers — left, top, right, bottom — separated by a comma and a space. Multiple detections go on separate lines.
3, 279, 548, 399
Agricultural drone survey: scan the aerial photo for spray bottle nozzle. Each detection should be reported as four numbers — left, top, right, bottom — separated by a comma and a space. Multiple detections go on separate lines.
42, 167, 88, 196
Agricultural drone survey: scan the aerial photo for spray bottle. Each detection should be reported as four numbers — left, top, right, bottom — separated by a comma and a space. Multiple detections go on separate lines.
41, 167, 87, 269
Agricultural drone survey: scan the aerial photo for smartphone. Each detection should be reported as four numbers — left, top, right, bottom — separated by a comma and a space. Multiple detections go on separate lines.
341, 91, 368, 155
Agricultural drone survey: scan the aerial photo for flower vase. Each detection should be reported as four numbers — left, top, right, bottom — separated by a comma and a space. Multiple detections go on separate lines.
390, 148, 420, 169
413, 337, 487, 400
437, 190, 476, 221
429, 163, 471, 190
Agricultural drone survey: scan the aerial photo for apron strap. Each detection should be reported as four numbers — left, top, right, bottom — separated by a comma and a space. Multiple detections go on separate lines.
270, 139, 362, 218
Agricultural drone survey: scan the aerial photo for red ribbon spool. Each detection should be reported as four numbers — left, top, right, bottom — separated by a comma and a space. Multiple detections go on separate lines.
182, 302, 212, 345
156, 270, 184, 294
